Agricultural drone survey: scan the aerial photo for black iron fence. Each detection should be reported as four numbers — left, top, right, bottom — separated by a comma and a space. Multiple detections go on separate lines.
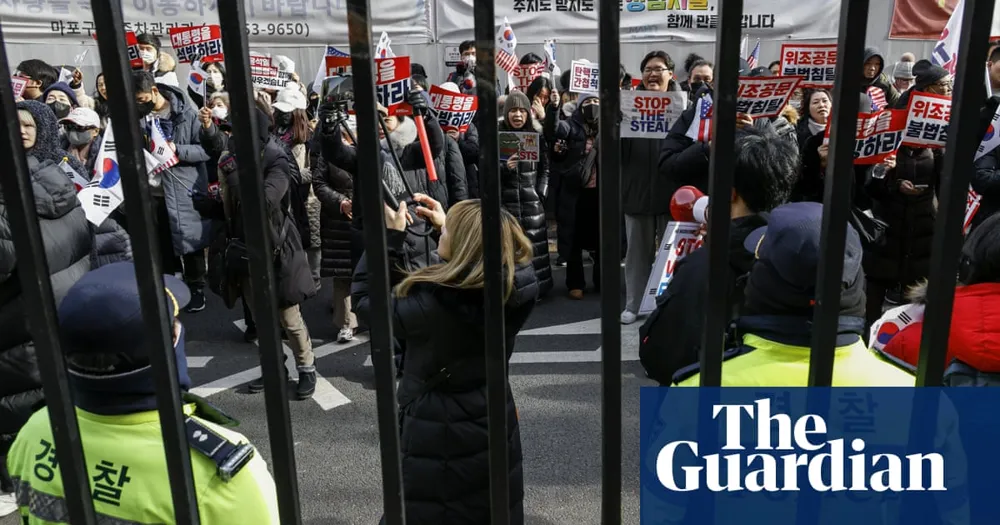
0, 0, 994, 522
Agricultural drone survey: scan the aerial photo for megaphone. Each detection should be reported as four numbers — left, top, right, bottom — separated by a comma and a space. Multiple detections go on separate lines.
670, 186, 709, 224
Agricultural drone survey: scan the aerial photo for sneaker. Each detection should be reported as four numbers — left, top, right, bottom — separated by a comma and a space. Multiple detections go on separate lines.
555, 256, 567, 267
244, 324, 258, 343
0, 492, 17, 517
620, 310, 637, 325
296, 371, 317, 400
184, 290, 206, 313
337, 327, 355, 343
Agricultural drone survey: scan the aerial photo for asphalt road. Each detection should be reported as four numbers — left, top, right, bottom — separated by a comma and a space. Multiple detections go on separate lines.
3, 262, 655, 525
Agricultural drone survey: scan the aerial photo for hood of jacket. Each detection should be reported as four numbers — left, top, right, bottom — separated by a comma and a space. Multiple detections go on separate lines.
411, 262, 538, 327
157, 82, 194, 121
730, 213, 769, 275
862, 47, 885, 87
382, 116, 418, 153
17, 100, 86, 175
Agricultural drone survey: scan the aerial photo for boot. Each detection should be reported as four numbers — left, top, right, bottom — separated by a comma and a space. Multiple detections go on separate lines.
296, 371, 317, 400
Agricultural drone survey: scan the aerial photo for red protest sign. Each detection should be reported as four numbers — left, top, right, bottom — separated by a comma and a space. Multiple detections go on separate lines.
853, 109, 907, 165
735, 75, 802, 118
168, 25, 224, 64
326, 55, 352, 77
513, 63, 544, 93
376, 56, 412, 117
779, 43, 837, 89
429, 85, 478, 134
901, 91, 951, 149
91, 31, 144, 70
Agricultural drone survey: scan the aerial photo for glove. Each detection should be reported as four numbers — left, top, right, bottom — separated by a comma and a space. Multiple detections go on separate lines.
407, 89, 429, 116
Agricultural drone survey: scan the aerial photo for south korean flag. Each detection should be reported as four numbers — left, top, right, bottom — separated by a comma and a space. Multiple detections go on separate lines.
78, 126, 124, 226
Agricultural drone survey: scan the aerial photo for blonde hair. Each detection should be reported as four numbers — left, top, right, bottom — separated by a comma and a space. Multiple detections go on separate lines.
395, 200, 533, 301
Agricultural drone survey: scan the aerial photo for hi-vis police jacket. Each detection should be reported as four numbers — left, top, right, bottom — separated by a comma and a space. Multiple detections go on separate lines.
6, 403, 279, 524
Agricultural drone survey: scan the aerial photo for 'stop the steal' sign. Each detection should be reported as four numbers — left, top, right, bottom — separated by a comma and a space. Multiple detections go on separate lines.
620, 91, 687, 139
901, 91, 951, 149
779, 43, 837, 89
514, 63, 545, 93
569, 60, 599, 94
168, 25, 223, 64
736, 76, 802, 119
377, 56, 412, 117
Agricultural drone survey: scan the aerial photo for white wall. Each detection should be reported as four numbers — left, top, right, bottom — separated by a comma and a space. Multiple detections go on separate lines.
3, 0, 935, 94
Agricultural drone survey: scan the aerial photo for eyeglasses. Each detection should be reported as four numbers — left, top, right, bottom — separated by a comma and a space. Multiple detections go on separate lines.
643, 67, 671, 75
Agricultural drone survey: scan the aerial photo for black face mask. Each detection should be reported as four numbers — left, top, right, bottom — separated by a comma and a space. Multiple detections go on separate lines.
583, 104, 600, 123
274, 111, 293, 130
48, 101, 71, 120
136, 99, 156, 118
689, 81, 705, 95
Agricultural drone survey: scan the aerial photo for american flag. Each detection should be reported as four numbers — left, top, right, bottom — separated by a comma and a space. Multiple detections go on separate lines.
497, 48, 518, 76
746, 39, 760, 70
496, 17, 518, 76
685, 94, 714, 143
867, 85, 887, 111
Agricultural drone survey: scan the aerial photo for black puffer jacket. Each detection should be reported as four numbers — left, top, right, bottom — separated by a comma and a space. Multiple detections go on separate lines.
312, 151, 354, 279
352, 230, 537, 525
544, 98, 596, 256
0, 156, 92, 455
459, 123, 480, 198
500, 121, 552, 297
864, 145, 941, 285
439, 136, 468, 208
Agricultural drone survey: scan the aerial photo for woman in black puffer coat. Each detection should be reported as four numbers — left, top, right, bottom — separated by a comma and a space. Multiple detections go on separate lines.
312, 136, 357, 343
1, 107, 92, 491
500, 91, 552, 297
354, 198, 537, 525
863, 61, 949, 330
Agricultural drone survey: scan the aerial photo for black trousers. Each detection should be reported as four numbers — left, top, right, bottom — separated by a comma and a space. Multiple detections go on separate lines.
566, 187, 600, 292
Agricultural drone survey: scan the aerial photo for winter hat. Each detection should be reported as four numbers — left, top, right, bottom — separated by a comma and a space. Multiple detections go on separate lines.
748, 66, 771, 77
912, 59, 949, 92
503, 90, 531, 115
440, 81, 461, 93
17, 99, 86, 176
893, 61, 915, 80
42, 82, 79, 107
411, 62, 427, 78
577, 93, 598, 107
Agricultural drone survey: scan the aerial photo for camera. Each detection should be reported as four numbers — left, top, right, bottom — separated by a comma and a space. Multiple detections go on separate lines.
319, 75, 355, 131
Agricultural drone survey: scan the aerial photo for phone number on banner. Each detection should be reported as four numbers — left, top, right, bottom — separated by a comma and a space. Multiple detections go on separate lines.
49, 20, 310, 38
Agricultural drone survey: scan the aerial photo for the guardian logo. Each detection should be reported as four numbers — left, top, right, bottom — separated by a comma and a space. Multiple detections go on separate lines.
656, 398, 945, 493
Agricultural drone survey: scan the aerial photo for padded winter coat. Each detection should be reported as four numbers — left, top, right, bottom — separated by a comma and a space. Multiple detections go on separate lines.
312, 152, 354, 279
0, 156, 92, 455
352, 230, 537, 525
500, 122, 552, 297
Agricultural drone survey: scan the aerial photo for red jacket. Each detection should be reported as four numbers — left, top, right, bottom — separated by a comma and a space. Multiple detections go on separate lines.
880, 283, 1000, 372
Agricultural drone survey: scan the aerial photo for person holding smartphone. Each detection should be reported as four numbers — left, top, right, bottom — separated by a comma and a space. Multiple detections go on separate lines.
862, 59, 949, 333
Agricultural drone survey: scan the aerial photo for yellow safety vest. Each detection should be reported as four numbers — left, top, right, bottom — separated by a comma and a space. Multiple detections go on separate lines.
6, 404, 279, 524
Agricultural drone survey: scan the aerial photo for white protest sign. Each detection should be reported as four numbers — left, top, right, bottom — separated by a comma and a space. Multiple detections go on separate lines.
639, 221, 703, 315
250, 53, 291, 90
901, 91, 951, 149
779, 43, 837, 89
513, 62, 544, 93
10, 76, 28, 99
620, 91, 687, 139
735, 75, 801, 118
569, 60, 598, 94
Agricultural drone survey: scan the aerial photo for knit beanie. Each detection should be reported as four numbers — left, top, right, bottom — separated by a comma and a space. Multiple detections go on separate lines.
503, 90, 531, 115
42, 81, 79, 107
912, 59, 949, 92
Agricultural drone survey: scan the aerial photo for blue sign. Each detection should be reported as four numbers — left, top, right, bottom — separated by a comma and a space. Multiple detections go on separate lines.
640, 387, 1000, 525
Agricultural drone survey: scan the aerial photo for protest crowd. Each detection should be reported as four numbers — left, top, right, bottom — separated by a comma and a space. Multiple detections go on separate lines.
2, 5, 1000, 524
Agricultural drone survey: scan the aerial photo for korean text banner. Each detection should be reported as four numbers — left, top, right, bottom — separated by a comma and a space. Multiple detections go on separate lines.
779, 43, 836, 89
429, 85, 477, 133
640, 387, 1000, 525
902, 91, 951, 149
620, 91, 688, 139
377, 56, 412, 117
736, 76, 801, 119
569, 60, 599, 94
853, 109, 906, 165
168, 25, 223, 64
250, 54, 290, 90
7, 0, 429, 45
437, 0, 839, 43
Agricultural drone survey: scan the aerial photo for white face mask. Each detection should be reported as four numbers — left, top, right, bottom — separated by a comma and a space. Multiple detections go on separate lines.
462, 55, 476, 68
208, 72, 223, 88
140, 50, 157, 65
211, 106, 228, 120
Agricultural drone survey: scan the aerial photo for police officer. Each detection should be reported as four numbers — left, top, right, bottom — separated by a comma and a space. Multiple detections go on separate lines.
5, 262, 279, 524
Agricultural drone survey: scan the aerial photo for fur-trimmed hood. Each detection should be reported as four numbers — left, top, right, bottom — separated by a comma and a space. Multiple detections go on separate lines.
382, 116, 418, 153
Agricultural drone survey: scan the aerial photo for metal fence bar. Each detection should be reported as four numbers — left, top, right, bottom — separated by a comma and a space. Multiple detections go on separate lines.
916, 0, 997, 387
472, 1, 512, 523
596, 1, 622, 523
90, 4, 200, 523
343, 0, 407, 522
215, 4, 304, 523
807, 0, 870, 387
698, 0, 743, 387
0, 23, 97, 525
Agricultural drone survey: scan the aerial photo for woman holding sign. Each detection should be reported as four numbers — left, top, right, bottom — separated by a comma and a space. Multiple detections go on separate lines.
500, 91, 553, 297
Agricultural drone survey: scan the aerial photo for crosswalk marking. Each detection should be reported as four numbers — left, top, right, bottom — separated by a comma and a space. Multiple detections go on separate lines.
186, 356, 214, 368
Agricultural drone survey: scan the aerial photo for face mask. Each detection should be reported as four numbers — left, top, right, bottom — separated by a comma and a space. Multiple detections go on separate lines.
583, 104, 599, 123
140, 50, 157, 65
689, 81, 705, 94
137, 99, 156, 118
462, 55, 476, 68
274, 111, 293, 129
211, 106, 228, 120
67, 129, 93, 146
208, 72, 223, 88
789, 98, 802, 111
48, 101, 71, 119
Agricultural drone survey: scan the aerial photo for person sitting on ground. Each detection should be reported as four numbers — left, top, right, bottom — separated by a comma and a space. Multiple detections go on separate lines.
673, 202, 914, 387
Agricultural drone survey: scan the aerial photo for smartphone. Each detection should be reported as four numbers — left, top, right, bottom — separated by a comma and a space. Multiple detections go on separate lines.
913, 184, 929, 190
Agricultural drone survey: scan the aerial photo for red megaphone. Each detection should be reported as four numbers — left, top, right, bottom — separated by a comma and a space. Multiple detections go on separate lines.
670, 186, 709, 224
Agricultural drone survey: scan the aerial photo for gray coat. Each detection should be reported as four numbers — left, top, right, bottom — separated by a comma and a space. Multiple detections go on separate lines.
156, 83, 212, 256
